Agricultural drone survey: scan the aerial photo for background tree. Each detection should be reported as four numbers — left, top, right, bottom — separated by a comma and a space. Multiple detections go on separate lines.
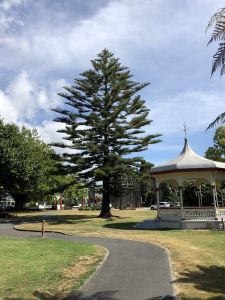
138, 160, 155, 206
63, 184, 86, 208
205, 126, 225, 205
53, 49, 161, 217
183, 181, 198, 207
205, 126, 225, 162
206, 8, 225, 129
0, 120, 59, 210
159, 183, 174, 203
51, 175, 86, 208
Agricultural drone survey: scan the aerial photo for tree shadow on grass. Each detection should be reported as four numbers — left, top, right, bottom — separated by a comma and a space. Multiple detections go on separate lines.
32, 291, 176, 300
31, 290, 120, 300
0, 296, 24, 300
103, 222, 174, 231
103, 221, 139, 230
146, 296, 175, 300
0, 214, 98, 225
68, 290, 120, 300
175, 265, 225, 298
47, 215, 97, 225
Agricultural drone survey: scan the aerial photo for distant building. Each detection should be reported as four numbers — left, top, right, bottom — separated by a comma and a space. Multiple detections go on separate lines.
110, 175, 142, 209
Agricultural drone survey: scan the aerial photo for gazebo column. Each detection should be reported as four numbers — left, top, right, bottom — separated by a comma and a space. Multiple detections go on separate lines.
216, 191, 219, 208
197, 185, 203, 207
222, 192, 225, 207
209, 172, 218, 218
178, 186, 185, 220
211, 184, 218, 217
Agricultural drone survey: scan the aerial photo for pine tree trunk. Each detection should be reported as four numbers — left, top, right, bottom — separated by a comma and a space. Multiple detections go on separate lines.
98, 176, 112, 218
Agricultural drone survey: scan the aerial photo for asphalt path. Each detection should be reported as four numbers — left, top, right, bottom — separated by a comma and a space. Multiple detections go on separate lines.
0, 223, 175, 300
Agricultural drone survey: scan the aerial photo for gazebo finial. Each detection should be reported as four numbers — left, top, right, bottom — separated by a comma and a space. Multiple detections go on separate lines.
182, 122, 190, 142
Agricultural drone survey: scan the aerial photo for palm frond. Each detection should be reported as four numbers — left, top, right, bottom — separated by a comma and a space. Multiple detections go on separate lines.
211, 42, 225, 76
207, 8, 225, 130
221, 64, 225, 75
207, 112, 225, 130
206, 7, 225, 32
208, 21, 225, 45
207, 8, 225, 75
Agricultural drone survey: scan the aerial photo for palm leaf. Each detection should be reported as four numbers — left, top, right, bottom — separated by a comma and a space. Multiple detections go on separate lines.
206, 7, 225, 32
211, 42, 225, 76
208, 21, 225, 45
207, 8, 225, 129
207, 112, 225, 130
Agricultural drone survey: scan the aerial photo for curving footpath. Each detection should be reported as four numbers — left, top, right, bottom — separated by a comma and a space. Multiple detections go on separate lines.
0, 223, 175, 300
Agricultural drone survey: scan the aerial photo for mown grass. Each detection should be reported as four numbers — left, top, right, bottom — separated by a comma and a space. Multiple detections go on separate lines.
15, 209, 225, 299
0, 237, 105, 300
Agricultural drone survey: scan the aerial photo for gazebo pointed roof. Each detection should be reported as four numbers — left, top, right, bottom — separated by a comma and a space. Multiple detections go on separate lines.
150, 138, 225, 175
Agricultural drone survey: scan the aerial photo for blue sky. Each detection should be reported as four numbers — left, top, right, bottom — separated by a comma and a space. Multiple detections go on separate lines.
0, 0, 225, 165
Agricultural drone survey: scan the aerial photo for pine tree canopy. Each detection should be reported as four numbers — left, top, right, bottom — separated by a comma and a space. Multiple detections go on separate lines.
52, 49, 161, 216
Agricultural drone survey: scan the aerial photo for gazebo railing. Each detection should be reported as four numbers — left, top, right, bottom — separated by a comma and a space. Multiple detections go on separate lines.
157, 208, 182, 221
217, 209, 225, 219
158, 207, 217, 221
183, 208, 215, 220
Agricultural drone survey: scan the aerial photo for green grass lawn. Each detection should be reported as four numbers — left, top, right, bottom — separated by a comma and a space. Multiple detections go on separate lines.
12, 209, 225, 299
0, 237, 105, 300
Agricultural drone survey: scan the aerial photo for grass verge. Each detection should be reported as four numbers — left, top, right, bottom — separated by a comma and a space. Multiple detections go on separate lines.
0, 237, 105, 300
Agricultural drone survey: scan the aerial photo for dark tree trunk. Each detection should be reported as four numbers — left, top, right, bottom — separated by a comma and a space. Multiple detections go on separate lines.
98, 176, 112, 218
12, 194, 27, 211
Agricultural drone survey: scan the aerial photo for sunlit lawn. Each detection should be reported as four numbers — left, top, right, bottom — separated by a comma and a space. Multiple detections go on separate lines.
15, 208, 225, 299
0, 237, 105, 300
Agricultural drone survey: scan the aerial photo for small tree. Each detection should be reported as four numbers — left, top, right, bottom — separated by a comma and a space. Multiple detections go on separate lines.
0, 120, 58, 210
205, 126, 225, 162
59, 175, 86, 208
53, 49, 161, 217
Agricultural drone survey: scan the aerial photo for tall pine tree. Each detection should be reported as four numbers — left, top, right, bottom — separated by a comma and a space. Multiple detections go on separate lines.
53, 49, 161, 217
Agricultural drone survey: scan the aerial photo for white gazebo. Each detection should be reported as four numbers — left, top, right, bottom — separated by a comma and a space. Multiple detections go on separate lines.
149, 138, 225, 229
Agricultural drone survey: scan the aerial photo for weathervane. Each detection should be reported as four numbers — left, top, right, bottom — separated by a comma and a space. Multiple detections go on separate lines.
182, 123, 190, 140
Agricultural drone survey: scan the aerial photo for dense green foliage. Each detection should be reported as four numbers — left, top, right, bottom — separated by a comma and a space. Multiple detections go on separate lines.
62, 176, 87, 208
53, 49, 161, 217
0, 120, 58, 209
138, 160, 155, 206
205, 126, 225, 162
205, 126, 225, 204
182, 181, 198, 206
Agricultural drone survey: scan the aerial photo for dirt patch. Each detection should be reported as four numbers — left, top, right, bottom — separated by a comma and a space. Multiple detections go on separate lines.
33, 247, 106, 300
61, 254, 102, 291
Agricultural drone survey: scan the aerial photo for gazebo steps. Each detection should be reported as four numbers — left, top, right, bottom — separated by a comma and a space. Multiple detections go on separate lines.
135, 219, 222, 230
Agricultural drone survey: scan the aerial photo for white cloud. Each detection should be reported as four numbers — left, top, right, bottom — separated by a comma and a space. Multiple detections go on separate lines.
0, 90, 18, 122
35, 120, 76, 155
6, 70, 37, 120
0, 0, 225, 161
0, 0, 27, 35
0, 71, 67, 123
0, 0, 29, 11
0, 70, 71, 153
35, 120, 65, 145
1, 0, 224, 72
149, 90, 225, 135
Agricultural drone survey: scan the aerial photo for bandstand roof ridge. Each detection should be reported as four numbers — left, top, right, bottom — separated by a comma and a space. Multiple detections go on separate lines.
150, 138, 225, 175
